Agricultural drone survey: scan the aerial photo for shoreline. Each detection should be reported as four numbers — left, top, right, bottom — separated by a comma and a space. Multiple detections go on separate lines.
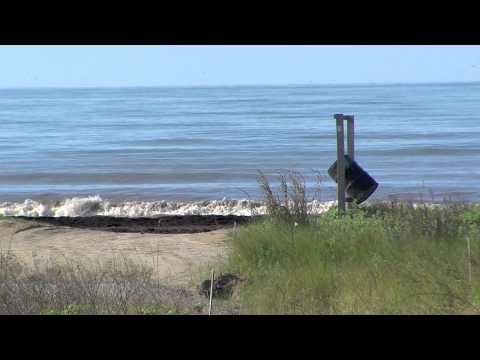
0, 196, 335, 218
1, 195, 477, 219
2, 199, 475, 236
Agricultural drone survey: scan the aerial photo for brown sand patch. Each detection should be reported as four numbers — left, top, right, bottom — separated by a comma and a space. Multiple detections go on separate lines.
0, 217, 237, 285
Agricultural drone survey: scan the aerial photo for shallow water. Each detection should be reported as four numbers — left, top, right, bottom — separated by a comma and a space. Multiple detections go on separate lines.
1, 83, 479, 209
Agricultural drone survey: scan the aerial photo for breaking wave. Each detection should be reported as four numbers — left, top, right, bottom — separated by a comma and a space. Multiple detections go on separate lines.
0, 195, 335, 218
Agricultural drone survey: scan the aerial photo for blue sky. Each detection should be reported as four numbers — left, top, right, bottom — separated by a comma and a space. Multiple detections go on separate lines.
1, 45, 480, 88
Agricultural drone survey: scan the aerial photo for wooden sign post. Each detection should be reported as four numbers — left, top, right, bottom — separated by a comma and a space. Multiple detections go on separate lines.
334, 114, 355, 214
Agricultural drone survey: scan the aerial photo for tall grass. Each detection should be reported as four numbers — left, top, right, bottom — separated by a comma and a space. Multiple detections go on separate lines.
257, 170, 321, 225
0, 252, 208, 315
224, 175, 480, 314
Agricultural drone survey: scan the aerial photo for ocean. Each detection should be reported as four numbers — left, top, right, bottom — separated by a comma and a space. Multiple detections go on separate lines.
1, 83, 479, 217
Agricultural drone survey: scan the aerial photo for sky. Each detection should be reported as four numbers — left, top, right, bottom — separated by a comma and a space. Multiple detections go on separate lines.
0, 45, 480, 88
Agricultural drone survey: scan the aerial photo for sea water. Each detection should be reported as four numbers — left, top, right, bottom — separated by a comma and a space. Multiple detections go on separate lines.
1, 83, 479, 216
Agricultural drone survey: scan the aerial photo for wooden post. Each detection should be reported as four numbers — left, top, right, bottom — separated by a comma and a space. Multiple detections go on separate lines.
208, 269, 214, 315
345, 115, 355, 210
334, 114, 346, 214
345, 115, 355, 160
467, 236, 472, 285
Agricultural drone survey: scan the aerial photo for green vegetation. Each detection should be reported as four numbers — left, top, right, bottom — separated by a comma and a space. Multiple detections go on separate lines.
223, 173, 480, 314
461, 205, 480, 227
40, 304, 89, 315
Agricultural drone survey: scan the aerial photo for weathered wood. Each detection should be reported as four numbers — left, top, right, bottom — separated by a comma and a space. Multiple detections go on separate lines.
346, 115, 355, 161
208, 269, 214, 315
467, 235, 472, 285
334, 114, 346, 214
345, 115, 355, 210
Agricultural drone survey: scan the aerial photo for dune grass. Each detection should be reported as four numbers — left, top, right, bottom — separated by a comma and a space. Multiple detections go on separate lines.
0, 253, 208, 315
223, 172, 480, 314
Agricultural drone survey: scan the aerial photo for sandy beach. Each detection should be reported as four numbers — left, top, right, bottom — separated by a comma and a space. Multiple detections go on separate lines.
0, 216, 241, 285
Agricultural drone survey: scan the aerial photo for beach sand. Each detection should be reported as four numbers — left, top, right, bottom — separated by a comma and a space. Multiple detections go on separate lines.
0, 216, 234, 285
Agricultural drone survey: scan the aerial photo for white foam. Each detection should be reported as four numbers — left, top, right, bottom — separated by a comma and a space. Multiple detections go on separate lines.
0, 196, 336, 218
54, 195, 104, 217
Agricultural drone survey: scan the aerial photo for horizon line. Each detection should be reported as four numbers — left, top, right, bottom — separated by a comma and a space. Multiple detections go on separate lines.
1, 80, 480, 91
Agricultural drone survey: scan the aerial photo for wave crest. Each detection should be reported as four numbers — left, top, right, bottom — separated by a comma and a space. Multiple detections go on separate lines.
0, 196, 335, 218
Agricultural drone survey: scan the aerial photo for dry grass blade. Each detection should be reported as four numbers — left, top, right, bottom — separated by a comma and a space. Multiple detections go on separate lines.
256, 170, 313, 225
0, 253, 209, 315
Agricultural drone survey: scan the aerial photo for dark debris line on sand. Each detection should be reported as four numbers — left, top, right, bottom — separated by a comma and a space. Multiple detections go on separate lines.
15, 215, 259, 234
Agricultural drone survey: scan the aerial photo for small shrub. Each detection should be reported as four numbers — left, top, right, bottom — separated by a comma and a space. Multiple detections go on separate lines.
461, 205, 480, 227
